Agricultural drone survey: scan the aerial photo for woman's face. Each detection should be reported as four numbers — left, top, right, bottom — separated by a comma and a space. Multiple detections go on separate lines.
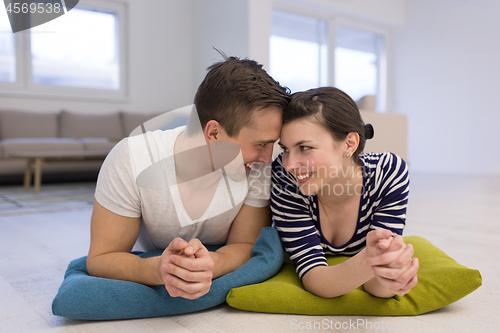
279, 118, 350, 196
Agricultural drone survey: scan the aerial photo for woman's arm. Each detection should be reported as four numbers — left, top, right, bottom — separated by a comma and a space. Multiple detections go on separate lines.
302, 248, 372, 298
364, 154, 418, 296
301, 229, 409, 298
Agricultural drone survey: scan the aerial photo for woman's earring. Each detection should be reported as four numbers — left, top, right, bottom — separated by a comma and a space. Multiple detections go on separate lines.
345, 152, 351, 158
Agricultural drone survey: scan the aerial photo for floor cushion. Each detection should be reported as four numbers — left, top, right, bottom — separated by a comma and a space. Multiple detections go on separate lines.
226, 236, 482, 316
52, 227, 283, 320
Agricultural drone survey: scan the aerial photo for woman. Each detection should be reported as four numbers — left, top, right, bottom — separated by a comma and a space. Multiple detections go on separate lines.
271, 87, 419, 298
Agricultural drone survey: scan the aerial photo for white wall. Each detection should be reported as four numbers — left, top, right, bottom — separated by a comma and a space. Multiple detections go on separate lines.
249, 0, 273, 70
393, 0, 500, 175
0, 0, 194, 114
191, 0, 250, 91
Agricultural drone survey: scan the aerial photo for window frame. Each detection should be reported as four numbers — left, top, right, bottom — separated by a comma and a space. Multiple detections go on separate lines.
272, 0, 391, 112
0, 0, 128, 102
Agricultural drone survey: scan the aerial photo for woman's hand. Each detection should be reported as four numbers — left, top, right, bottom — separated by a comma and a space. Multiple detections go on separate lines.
364, 230, 419, 296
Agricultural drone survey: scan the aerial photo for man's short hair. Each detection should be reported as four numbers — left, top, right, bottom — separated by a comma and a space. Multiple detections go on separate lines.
194, 55, 290, 137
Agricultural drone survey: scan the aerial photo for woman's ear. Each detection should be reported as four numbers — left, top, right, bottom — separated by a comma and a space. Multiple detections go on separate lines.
204, 120, 221, 142
345, 132, 360, 156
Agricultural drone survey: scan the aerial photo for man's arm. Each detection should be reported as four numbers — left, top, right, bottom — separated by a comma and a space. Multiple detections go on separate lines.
211, 203, 272, 278
86, 200, 163, 286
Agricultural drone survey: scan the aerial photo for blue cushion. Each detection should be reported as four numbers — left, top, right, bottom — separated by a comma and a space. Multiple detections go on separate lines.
52, 227, 283, 320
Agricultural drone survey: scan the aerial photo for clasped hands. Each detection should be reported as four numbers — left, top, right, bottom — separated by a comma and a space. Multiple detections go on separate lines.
156, 230, 418, 300
157, 238, 214, 300
365, 229, 419, 296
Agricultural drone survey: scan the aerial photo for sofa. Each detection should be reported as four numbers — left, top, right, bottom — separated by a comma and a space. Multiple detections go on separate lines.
0, 108, 407, 183
0, 108, 191, 181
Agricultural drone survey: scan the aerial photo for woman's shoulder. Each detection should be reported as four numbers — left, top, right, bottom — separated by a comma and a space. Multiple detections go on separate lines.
360, 152, 409, 185
272, 151, 284, 166
360, 152, 407, 170
271, 152, 288, 177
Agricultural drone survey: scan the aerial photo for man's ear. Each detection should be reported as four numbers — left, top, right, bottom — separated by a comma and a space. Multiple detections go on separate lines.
204, 120, 221, 142
345, 132, 360, 155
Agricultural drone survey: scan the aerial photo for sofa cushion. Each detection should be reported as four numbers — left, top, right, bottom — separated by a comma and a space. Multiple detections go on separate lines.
121, 112, 160, 137
0, 110, 59, 140
1, 138, 84, 158
80, 138, 118, 151
60, 111, 123, 139
122, 107, 191, 137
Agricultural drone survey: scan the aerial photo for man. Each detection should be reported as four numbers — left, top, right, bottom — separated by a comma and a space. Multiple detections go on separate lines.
86, 56, 290, 300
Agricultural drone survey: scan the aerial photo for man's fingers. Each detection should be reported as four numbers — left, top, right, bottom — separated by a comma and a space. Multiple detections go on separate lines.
163, 262, 212, 283
182, 239, 212, 260
194, 244, 211, 260
165, 284, 210, 300
164, 274, 212, 299
166, 273, 211, 294
169, 253, 214, 272
167, 237, 189, 252
170, 239, 214, 271
183, 238, 204, 256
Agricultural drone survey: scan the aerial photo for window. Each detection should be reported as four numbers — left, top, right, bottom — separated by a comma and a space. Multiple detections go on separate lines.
269, 10, 327, 93
31, 8, 119, 90
335, 25, 386, 111
0, 9, 16, 82
0, 0, 127, 100
269, 9, 388, 112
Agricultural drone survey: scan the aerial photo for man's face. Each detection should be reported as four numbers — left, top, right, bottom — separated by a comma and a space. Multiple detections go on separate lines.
220, 107, 282, 171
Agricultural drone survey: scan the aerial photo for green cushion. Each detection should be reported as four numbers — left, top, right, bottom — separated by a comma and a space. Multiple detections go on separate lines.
226, 236, 482, 316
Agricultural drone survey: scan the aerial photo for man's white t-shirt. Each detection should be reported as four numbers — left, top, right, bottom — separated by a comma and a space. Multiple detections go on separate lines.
95, 126, 271, 251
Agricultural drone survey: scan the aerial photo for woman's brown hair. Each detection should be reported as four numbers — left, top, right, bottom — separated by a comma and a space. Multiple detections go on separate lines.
284, 87, 374, 163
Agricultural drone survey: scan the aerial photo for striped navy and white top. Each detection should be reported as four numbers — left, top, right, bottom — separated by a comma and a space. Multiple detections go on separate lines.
270, 152, 409, 279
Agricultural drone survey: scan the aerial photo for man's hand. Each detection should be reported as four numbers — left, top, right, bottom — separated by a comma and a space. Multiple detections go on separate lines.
159, 238, 214, 300
364, 230, 419, 296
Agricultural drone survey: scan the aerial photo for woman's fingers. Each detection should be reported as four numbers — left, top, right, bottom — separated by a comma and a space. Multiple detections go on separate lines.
397, 273, 418, 296
388, 243, 414, 269
366, 229, 392, 248
374, 258, 419, 295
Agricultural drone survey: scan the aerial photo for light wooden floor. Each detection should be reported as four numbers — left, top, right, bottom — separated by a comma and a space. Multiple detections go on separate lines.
0, 174, 499, 333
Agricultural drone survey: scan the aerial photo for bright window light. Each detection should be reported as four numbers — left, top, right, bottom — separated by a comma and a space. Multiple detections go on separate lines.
334, 47, 377, 102
0, 9, 16, 82
335, 25, 386, 110
270, 10, 328, 93
30, 8, 119, 90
